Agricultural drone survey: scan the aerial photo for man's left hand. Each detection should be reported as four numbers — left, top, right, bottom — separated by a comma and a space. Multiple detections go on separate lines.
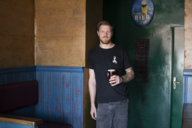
109, 75, 122, 86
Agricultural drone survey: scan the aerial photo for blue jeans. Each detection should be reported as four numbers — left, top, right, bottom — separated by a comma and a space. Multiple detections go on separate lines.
96, 99, 129, 128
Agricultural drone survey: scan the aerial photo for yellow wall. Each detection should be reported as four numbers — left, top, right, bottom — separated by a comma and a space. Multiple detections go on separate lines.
185, 0, 192, 69
35, 0, 86, 67
0, 0, 101, 68
0, 0, 34, 68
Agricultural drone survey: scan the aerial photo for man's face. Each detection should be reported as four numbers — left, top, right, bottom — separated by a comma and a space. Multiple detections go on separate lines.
97, 25, 113, 44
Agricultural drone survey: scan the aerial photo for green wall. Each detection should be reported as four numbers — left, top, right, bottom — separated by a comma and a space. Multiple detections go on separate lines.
103, 0, 184, 128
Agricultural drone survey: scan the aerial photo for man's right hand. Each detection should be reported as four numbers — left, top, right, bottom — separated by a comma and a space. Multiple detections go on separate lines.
90, 106, 97, 120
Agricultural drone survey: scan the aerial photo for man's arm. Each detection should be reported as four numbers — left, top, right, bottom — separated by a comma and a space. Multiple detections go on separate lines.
88, 69, 97, 120
109, 67, 135, 86
121, 67, 135, 83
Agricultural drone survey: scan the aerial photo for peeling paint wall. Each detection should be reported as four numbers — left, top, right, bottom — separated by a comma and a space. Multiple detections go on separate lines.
103, 0, 184, 128
185, 0, 192, 69
35, 0, 86, 67
0, 0, 34, 68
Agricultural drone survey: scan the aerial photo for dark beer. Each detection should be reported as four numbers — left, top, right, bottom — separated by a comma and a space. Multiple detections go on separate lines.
108, 69, 116, 84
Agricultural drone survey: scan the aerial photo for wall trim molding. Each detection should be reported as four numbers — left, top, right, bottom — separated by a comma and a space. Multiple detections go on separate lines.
183, 69, 192, 76
36, 66, 84, 72
0, 66, 84, 74
0, 66, 36, 74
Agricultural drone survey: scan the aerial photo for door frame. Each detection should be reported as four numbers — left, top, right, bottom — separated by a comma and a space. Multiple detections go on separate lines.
170, 25, 184, 128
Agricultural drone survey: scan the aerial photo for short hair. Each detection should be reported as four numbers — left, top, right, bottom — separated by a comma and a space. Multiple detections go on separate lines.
97, 21, 114, 32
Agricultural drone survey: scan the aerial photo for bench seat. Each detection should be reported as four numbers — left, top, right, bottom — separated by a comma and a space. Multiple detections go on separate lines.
39, 121, 73, 128
0, 80, 73, 128
0, 114, 43, 128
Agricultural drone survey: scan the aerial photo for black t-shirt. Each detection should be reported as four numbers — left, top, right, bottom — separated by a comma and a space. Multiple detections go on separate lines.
88, 45, 131, 103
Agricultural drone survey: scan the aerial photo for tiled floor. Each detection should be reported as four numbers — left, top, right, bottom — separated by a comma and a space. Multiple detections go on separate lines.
182, 104, 192, 128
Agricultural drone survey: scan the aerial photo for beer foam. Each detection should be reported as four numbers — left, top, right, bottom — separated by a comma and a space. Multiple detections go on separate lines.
141, 0, 148, 5
108, 69, 115, 72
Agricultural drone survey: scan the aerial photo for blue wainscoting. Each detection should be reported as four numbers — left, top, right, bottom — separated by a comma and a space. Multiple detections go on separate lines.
0, 66, 84, 128
36, 66, 84, 128
0, 66, 36, 85
0, 66, 36, 117
183, 69, 192, 103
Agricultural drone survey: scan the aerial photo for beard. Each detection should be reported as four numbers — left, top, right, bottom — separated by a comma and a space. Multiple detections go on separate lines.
99, 36, 111, 44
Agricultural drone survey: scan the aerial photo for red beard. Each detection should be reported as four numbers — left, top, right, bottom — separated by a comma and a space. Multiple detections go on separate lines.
100, 36, 111, 44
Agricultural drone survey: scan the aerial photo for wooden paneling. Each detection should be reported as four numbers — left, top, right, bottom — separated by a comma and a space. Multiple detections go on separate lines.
182, 104, 192, 128
0, 0, 34, 68
0, 66, 84, 128
183, 70, 192, 103
35, 0, 86, 67
35, 66, 84, 128
0, 66, 36, 117
0, 66, 36, 85
185, 0, 192, 69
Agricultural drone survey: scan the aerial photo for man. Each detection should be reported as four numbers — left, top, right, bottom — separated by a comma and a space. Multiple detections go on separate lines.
88, 21, 135, 128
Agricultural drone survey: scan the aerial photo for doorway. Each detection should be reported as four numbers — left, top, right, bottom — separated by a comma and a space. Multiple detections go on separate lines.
170, 26, 184, 128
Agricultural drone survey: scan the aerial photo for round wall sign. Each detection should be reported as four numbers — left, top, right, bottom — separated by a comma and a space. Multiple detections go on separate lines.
131, 0, 154, 27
